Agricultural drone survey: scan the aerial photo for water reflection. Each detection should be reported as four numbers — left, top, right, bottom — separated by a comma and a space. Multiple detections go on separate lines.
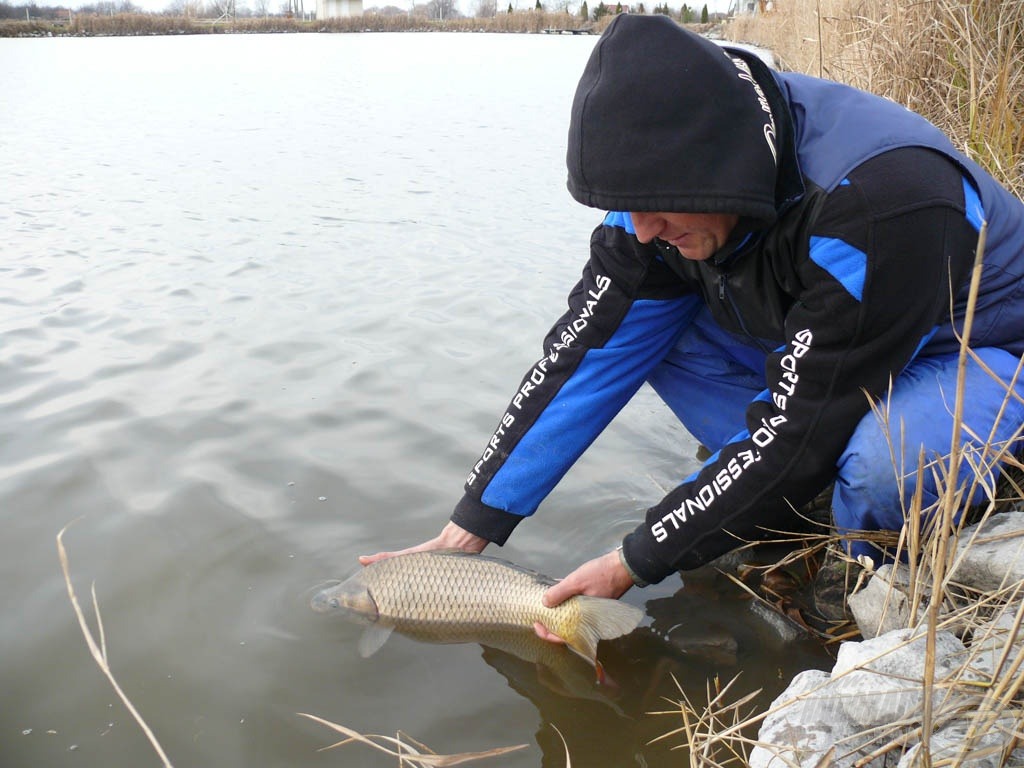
4, 32, 828, 768
328, 559, 835, 766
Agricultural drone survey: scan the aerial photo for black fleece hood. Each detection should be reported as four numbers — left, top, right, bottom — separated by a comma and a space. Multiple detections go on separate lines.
567, 14, 783, 225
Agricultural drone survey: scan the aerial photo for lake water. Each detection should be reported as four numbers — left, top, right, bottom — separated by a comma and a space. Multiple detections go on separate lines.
0, 31, 830, 767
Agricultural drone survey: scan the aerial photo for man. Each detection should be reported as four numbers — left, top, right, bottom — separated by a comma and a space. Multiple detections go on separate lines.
362, 14, 1024, 630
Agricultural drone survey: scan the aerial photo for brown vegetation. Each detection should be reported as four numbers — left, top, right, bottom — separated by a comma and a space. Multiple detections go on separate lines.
0, 9, 602, 36
725, 0, 1024, 196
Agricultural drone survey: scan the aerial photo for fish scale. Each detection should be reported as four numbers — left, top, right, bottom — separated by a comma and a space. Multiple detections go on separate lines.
369, 552, 572, 633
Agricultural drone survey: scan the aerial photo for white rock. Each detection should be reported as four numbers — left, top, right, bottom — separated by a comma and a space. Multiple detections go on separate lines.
965, 604, 1024, 680
750, 669, 857, 768
896, 716, 1021, 768
848, 564, 926, 639
952, 512, 1024, 592
830, 629, 974, 728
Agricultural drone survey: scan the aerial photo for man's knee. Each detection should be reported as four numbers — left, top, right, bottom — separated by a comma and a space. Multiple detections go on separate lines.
834, 426, 910, 535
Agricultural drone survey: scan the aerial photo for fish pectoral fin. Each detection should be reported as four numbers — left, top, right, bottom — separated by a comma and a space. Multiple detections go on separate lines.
358, 625, 394, 658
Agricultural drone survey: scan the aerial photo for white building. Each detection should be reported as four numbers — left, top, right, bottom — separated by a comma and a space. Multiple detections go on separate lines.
317, 0, 363, 17
729, 0, 773, 13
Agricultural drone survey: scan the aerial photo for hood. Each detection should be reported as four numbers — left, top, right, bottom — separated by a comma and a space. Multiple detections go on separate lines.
566, 14, 786, 226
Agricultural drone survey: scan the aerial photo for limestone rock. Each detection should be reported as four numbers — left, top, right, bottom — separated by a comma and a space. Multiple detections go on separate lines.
847, 564, 926, 639
829, 629, 974, 727
896, 717, 1022, 768
952, 511, 1024, 592
965, 605, 1024, 679
748, 669, 859, 768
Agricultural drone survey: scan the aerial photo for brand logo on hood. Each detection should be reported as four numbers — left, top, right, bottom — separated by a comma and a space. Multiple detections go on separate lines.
730, 56, 778, 166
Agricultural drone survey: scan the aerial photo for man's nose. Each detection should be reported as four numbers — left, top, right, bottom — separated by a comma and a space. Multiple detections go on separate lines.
630, 212, 663, 243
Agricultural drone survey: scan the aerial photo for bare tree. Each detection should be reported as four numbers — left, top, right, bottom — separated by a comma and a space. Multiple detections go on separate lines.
424, 0, 456, 17
473, 0, 496, 16
208, 0, 235, 18
166, 0, 203, 15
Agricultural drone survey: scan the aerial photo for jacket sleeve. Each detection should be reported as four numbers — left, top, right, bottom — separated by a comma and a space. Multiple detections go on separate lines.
452, 214, 696, 544
621, 150, 981, 584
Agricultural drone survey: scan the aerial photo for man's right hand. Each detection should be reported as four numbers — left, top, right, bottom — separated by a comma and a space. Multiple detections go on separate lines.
358, 521, 488, 566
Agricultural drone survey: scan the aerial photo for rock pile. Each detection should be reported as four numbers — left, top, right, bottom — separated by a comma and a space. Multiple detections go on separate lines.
750, 511, 1024, 767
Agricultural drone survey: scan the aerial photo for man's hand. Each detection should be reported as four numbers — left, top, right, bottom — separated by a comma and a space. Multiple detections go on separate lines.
358, 521, 488, 566
533, 549, 635, 644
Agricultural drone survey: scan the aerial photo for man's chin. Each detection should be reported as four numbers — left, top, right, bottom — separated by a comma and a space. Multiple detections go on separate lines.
675, 246, 716, 262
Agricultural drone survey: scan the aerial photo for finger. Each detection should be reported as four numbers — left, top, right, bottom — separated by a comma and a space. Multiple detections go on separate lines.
533, 621, 566, 644
358, 551, 401, 566
542, 580, 575, 609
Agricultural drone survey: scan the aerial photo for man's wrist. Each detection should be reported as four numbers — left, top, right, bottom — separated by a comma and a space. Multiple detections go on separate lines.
616, 544, 649, 588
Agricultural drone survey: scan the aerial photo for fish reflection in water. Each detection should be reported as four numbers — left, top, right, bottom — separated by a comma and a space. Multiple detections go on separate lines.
400, 621, 647, 766
310, 552, 833, 767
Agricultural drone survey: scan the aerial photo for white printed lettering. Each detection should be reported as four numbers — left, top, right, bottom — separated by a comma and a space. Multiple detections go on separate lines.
466, 274, 613, 486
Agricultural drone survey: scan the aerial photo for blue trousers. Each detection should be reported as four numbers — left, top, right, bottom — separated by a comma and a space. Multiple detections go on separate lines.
647, 306, 1024, 560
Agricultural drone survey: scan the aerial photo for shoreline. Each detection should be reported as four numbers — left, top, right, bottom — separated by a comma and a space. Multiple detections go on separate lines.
0, 12, 722, 38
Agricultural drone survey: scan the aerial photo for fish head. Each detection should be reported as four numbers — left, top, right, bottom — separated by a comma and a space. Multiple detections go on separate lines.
310, 571, 379, 622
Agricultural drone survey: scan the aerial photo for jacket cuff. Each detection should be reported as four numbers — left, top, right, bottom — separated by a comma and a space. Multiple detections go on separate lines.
451, 494, 525, 546
621, 528, 674, 586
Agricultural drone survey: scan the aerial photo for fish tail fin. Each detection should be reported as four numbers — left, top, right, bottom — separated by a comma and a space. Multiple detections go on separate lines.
566, 596, 643, 663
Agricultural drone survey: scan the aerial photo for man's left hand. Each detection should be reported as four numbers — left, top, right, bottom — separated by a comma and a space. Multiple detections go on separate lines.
533, 549, 635, 643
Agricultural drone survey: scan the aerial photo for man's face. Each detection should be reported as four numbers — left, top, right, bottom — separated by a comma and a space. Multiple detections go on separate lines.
630, 211, 739, 261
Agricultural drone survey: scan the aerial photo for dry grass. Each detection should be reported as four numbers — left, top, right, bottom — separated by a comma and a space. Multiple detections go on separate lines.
297, 712, 533, 766
649, 674, 764, 767
725, 0, 1024, 197
57, 522, 175, 768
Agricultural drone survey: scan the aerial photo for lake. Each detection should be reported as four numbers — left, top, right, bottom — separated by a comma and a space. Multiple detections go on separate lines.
0, 31, 831, 767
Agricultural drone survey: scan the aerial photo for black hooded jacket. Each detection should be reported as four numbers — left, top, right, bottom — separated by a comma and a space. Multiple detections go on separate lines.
450, 15, 1024, 585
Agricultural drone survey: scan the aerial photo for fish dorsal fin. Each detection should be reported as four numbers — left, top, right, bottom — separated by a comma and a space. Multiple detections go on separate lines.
565, 597, 644, 663
358, 624, 394, 658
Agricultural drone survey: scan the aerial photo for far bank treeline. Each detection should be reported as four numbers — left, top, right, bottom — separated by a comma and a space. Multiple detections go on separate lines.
0, 0, 722, 36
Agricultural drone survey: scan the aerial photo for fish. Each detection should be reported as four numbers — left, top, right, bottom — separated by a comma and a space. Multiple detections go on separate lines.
310, 550, 643, 677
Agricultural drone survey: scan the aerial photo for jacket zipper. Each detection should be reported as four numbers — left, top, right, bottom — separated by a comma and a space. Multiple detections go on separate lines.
715, 266, 774, 353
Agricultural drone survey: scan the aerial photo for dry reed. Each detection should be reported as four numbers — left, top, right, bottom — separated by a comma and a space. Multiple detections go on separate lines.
296, 712, 532, 766
725, 0, 1024, 197
56, 522, 175, 768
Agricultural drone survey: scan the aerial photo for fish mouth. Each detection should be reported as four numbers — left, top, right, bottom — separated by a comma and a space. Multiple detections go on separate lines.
310, 574, 379, 621
309, 589, 341, 613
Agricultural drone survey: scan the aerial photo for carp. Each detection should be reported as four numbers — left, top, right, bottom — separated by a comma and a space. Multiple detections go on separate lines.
311, 550, 643, 673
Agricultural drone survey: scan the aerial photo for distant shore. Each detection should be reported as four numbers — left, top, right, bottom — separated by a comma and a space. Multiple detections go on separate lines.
2, 12, 565, 38
0, 12, 718, 38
